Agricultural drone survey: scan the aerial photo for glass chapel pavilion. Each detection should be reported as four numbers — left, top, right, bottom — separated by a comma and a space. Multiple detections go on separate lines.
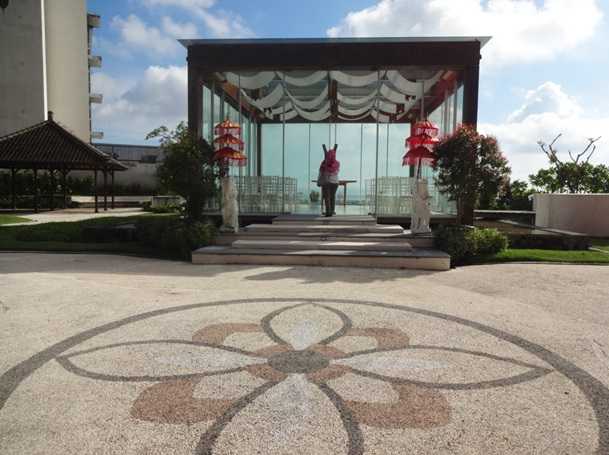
181, 37, 489, 218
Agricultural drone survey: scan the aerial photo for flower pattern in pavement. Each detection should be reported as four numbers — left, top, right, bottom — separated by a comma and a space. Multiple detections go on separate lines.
56, 302, 553, 455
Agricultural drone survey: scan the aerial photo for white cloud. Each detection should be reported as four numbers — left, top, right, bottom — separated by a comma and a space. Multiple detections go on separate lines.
328, 0, 603, 67
142, 0, 216, 10
480, 82, 608, 180
161, 16, 198, 38
92, 66, 187, 143
199, 9, 254, 38
91, 73, 133, 102
141, 0, 254, 38
507, 82, 582, 123
112, 14, 185, 57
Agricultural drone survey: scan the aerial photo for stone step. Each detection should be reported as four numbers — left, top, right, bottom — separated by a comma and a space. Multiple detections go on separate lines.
215, 232, 434, 248
232, 239, 414, 252
272, 215, 376, 225
244, 223, 405, 235
192, 246, 450, 271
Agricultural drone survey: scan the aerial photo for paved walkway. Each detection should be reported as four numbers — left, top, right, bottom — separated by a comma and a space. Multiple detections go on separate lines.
2, 208, 145, 226
0, 253, 608, 454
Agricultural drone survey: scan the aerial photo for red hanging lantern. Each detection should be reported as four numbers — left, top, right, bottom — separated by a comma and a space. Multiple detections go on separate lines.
405, 120, 440, 148
402, 120, 439, 168
212, 120, 247, 167
412, 120, 439, 138
214, 119, 241, 137
402, 145, 437, 167
213, 133, 244, 150
212, 147, 248, 166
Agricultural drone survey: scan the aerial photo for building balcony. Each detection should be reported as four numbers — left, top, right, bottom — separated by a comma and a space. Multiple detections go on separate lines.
91, 131, 104, 140
87, 13, 101, 28
88, 55, 102, 68
90, 93, 103, 104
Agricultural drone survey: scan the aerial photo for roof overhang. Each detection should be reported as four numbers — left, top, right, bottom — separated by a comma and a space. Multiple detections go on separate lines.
182, 36, 491, 71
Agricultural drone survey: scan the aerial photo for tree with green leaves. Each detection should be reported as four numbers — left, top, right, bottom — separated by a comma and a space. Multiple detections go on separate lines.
496, 179, 534, 210
147, 122, 218, 221
434, 125, 511, 225
529, 134, 603, 193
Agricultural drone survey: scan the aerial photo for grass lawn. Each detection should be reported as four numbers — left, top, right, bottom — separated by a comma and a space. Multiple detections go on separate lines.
590, 238, 609, 253
0, 214, 32, 225
0, 214, 178, 259
475, 248, 609, 265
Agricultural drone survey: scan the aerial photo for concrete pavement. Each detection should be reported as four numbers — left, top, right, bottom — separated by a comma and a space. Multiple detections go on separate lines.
1, 208, 145, 226
1, 253, 608, 454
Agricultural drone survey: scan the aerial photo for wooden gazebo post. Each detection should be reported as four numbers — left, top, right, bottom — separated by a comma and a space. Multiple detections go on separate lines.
111, 170, 115, 209
103, 169, 108, 211
10, 168, 17, 210
93, 169, 98, 213
33, 168, 39, 213
61, 169, 68, 209
49, 169, 55, 211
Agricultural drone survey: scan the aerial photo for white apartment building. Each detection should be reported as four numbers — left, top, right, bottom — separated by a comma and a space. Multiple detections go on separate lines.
0, 0, 103, 142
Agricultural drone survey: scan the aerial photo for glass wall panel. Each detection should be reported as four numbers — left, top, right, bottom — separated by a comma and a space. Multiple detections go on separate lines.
283, 124, 309, 211
242, 118, 250, 177
333, 123, 362, 214
202, 86, 212, 143
251, 122, 258, 176
213, 92, 221, 130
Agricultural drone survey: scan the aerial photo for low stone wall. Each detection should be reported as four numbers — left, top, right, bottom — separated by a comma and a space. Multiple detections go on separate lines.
533, 193, 609, 237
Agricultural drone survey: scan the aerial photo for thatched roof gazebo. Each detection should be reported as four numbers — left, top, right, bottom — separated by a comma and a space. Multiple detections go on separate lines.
0, 112, 127, 212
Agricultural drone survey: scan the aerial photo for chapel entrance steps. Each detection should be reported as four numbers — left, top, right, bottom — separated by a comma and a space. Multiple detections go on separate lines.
192, 215, 450, 271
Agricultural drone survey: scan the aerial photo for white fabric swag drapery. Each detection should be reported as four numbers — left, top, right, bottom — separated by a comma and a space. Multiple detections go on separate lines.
222, 70, 443, 122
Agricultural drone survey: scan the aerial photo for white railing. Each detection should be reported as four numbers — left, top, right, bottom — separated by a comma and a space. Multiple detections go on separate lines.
366, 177, 456, 215
204, 176, 298, 214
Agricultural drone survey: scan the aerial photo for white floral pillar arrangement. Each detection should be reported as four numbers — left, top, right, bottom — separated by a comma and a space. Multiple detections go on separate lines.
212, 120, 247, 234
402, 120, 439, 235
220, 176, 239, 233
411, 179, 432, 234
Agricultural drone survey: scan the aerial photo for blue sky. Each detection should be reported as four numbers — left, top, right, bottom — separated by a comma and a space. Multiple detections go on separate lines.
89, 0, 609, 180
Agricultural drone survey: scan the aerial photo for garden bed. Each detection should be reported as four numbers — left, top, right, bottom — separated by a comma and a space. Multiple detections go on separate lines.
475, 219, 589, 250
0, 214, 216, 261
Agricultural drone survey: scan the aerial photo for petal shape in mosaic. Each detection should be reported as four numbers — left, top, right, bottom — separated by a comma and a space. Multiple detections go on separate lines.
344, 383, 451, 429
56, 340, 266, 382
264, 304, 350, 350
193, 371, 268, 400
192, 323, 262, 346
328, 372, 399, 404
131, 378, 234, 425
336, 347, 552, 390
210, 375, 350, 455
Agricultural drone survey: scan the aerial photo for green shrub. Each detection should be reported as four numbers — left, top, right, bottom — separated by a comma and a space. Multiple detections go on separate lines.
15, 222, 83, 242
473, 227, 509, 256
143, 203, 182, 214
435, 225, 508, 265
135, 217, 216, 260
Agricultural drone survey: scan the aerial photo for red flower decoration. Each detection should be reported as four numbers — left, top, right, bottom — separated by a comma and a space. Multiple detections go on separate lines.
214, 119, 241, 137
402, 145, 437, 167
212, 119, 247, 167
403, 120, 439, 167
212, 147, 247, 167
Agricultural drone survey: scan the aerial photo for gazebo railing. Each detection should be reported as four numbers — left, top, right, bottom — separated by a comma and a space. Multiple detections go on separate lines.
366, 176, 456, 216
204, 176, 298, 214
